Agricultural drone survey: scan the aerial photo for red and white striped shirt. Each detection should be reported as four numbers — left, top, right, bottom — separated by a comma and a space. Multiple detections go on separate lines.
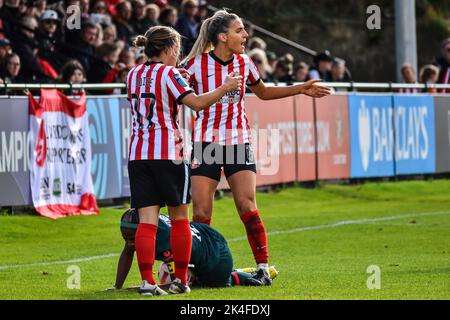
185, 52, 261, 145
127, 61, 193, 161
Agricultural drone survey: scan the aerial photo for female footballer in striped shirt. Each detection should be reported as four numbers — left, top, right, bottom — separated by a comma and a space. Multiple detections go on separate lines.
127, 25, 241, 296
182, 10, 331, 285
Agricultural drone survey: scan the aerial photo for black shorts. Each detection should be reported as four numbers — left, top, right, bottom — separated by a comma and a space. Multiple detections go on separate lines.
190, 142, 256, 181
128, 160, 191, 209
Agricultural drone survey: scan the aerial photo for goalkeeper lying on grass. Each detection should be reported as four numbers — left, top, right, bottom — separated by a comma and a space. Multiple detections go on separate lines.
108, 209, 278, 290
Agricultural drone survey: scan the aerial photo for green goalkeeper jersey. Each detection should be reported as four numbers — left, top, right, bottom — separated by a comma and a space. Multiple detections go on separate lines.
155, 214, 233, 285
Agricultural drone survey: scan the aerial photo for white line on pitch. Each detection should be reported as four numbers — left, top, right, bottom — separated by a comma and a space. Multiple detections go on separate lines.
1, 210, 449, 271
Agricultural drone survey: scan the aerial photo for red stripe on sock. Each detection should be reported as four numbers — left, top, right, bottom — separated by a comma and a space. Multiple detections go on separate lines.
135, 223, 157, 284
170, 219, 192, 285
192, 217, 211, 225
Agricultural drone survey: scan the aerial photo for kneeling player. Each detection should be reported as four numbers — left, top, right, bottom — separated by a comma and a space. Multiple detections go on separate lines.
110, 209, 278, 289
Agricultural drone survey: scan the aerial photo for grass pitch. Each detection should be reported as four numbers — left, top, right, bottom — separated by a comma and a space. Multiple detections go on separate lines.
0, 179, 449, 300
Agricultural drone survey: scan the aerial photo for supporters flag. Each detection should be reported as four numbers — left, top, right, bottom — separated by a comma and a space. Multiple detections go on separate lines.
28, 90, 98, 219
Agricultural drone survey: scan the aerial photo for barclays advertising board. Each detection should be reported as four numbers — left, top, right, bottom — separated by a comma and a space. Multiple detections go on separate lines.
393, 95, 436, 175
349, 95, 395, 178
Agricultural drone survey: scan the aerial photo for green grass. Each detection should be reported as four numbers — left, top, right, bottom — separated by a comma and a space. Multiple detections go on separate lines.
1, 179, 450, 299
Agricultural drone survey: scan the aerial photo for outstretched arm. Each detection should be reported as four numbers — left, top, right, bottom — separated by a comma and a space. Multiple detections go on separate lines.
181, 73, 242, 112
249, 79, 331, 100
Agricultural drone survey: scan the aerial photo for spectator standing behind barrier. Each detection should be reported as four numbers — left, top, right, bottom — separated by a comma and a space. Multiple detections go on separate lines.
159, 5, 177, 28
176, 0, 200, 56
308, 50, 333, 82
293, 61, 309, 82
114, 0, 134, 44
419, 64, 440, 93
399, 63, 418, 93
36, 9, 66, 71
433, 38, 450, 93
248, 48, 273, 82
59, 59, 86, 95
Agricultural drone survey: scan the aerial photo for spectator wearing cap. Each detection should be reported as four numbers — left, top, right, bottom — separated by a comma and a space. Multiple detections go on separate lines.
308, 50, 333, 81
176, 0, 199, 56
36, 10, 66, 71
419, 64, 439, 93
140, 3, 160, 31
159, 5, 177, 28
130, 0, 147, 35
113, 0, 134, 44
432, 38, 450, 92
266, 50, 277, 71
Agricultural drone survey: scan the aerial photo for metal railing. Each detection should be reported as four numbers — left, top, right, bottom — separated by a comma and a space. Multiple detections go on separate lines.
2, 82, 450, 92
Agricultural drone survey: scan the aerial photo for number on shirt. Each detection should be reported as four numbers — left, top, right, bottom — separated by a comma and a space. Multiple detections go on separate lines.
131, 93, 156, 129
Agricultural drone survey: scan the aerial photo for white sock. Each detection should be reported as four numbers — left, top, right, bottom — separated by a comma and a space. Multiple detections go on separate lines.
257, 263, 269, 275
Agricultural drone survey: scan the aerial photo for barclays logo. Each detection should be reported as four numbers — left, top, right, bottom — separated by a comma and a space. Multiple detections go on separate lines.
357, 99, 394, 172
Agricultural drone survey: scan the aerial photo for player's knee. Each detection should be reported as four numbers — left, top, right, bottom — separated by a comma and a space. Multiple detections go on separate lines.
235, 196, 256, 215
192, 207, 212, 220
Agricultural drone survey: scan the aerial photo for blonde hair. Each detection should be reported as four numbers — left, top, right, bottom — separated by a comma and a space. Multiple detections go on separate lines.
182, 9, 239, 64
248, 48, 271, 76
419, 64, 439, 83
134, 25, 181, 59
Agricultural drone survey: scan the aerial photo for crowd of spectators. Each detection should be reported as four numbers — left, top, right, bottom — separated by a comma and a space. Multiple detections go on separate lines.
398, 38, 450, 93
1, 0, 450, 94
0, 0, 209, 93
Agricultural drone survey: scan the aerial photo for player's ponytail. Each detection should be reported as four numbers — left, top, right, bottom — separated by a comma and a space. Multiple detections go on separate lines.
182, 9, 239, 64
133, 26, 181, 59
